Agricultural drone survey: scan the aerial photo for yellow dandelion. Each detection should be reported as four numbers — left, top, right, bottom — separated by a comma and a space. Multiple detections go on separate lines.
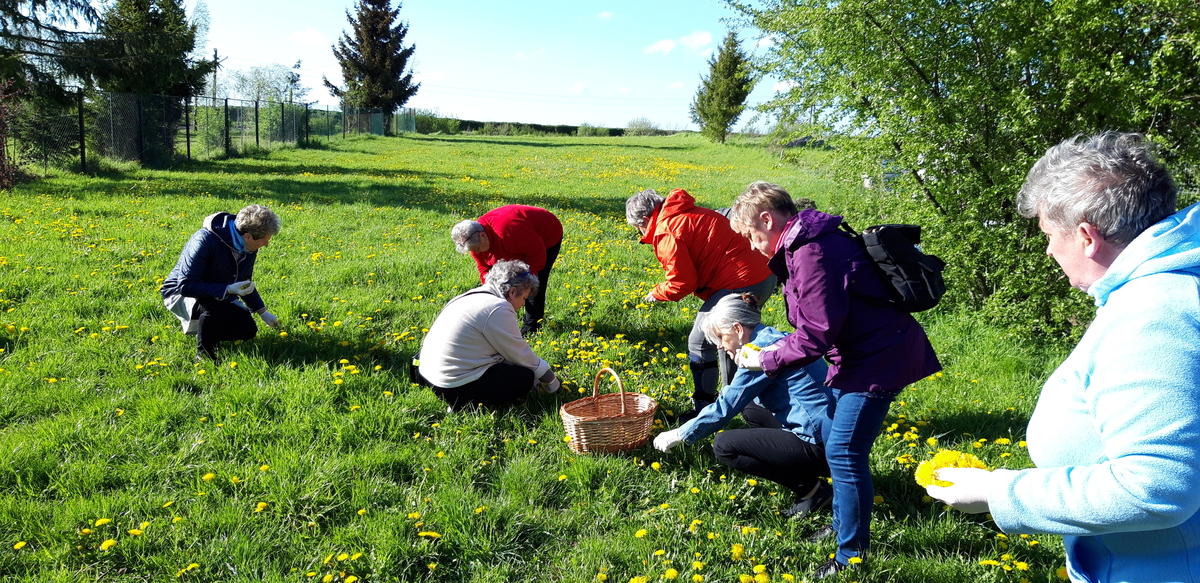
914, 450, 990, 487
664, 568, 679, 579
848, 557, 863, 565
417, 531, 441, 538
596, 574, 608, 582
1056, 567, 1069, 580
337, 553, 350, 561
754, 574, 769, 583
127, 529, 143, 536
651, 462, 662, 471
94, 518, 112, 527
357, 508, 367, 515
635, 529, 649, 538
201, 473, 215, 482
731, 543, 744, 560
753, 565, 766, 573
558, 474, 568, 481
100, 539, 116, 551
259, 464, 270, 472
692, 576, 704, 583
13, 541, 26, 550
254, 502, 268, 512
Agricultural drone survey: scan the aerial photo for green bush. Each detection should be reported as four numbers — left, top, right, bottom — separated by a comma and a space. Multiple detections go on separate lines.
577, 123, 607, 137
625, 117, 660, 137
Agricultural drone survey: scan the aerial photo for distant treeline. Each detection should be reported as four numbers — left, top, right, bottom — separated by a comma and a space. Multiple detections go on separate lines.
411, 110, 678, 137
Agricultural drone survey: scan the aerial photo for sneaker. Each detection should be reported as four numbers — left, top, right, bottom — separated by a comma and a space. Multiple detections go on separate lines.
782, 481, 833, 519
808, 524, 836, 543
813, 557, 848, 580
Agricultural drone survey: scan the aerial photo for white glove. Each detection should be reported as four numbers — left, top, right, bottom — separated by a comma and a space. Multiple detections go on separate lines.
537, 370, 560, 394
735, 343, 779, 371
643, 293, 659, 303
226, 280, 256, 297
258, 310, 279, 328
925, 467, 993, 514
653, 428, 684, 452
538, 377, 561, 394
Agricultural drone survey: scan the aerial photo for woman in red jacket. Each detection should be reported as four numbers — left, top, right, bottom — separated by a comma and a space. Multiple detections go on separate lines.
625, 188, 776, 418
452, 205, 563, 335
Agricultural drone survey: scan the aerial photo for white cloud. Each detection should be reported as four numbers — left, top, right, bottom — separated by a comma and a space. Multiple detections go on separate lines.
645, 39, 676, 55
699, 48, 715, 59
679, 31, 713, 50
774, 80, 799, 91
597, 11, 612, 19
569, 82, 585, 93
290, 28, 327, 48
668, 82, 684, 89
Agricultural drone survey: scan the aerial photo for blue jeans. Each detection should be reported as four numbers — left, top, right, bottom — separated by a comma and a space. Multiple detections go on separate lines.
827, 388, 898, 564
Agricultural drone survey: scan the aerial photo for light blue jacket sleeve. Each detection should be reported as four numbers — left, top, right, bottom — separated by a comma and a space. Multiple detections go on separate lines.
678, 367, 771, 444
988, 274, 1200, 536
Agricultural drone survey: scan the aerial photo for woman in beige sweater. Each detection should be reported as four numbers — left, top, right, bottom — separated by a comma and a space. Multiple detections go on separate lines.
417, 260, 560, 410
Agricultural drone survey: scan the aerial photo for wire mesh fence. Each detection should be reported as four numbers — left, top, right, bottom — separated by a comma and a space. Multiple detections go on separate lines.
0, 89, 419, 178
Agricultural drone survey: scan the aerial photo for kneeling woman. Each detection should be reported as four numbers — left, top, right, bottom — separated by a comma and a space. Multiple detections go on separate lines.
654, 293, 835, 518
418, 260, 560, 410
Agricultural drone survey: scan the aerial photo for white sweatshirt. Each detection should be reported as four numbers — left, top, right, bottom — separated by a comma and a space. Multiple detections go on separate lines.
418, 287, 550, 388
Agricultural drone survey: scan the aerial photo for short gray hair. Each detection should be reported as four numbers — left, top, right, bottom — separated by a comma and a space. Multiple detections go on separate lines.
451, 220, 485, 254
1016, 132, 1177, 247
702, 293, 763, 345
485, 259, 540, 298
625, 189, 665, 228
235, 205, 280, 239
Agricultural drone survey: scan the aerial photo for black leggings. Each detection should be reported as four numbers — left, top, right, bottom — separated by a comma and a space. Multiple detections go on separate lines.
712, 402, 829, 495
430, 362, 535, 410
196, 298, 258, 358
522, 242, 560, 333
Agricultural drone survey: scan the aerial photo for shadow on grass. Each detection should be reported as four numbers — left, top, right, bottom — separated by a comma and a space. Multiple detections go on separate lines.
413, 135, 695, 151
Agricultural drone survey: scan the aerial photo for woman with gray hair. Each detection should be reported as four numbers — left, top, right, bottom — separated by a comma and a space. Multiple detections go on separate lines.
625, 187, 776, 421
653, 293, 835, 519
451, 205, 563, 335
161, 204, 282, 361
927, 132, 1200, 582
417, 260, 561, 410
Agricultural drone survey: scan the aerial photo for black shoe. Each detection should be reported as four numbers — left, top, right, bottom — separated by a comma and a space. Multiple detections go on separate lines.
782, 481, 833, 519
813, 557, 848, 579
808, 524, 836, 543
677, 408, 701, 423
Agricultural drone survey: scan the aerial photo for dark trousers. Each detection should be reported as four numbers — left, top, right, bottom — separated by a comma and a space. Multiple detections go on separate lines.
196, 298, 257, 358
712, 402, 829, 495
522, 242, 560, 334
430, 362, 535, 410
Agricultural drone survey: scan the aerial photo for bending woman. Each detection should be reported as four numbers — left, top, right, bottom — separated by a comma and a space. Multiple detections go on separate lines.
417, 260, 560, 410
653, 293, 835, 518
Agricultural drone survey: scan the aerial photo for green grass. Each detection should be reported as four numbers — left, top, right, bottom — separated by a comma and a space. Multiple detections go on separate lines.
1, 133, 1068, 582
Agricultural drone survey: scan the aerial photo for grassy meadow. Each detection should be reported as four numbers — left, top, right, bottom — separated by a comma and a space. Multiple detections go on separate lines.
0, 133, 1070, 582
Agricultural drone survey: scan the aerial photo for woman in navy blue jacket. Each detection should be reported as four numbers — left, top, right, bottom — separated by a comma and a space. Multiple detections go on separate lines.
161, 205, 281, 360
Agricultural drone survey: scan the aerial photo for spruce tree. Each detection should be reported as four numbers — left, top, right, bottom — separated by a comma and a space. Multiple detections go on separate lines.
690, 31, 756, 144
82, 0, 215, 97
323, 0, 419, 132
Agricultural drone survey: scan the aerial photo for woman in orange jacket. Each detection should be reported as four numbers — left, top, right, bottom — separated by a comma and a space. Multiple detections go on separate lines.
626, 188, 776, 418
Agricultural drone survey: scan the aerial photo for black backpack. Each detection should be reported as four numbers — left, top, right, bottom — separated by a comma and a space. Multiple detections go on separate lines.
839, 222, 947, 312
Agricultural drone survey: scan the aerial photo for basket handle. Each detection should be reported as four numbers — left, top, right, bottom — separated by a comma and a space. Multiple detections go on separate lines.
592, 367, 627, 415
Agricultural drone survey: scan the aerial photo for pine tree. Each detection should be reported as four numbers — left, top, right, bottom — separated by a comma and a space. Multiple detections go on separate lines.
690, 31, 756, 144
1, 0, 97, 94
323, 0, 419, 132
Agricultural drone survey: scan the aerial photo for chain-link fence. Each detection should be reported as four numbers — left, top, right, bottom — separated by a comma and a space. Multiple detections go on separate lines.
0, 89, 420, 177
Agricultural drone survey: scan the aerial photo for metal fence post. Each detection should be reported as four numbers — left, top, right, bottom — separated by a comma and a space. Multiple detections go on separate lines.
136, 95, 145, 165
77, 89, 86, 173
254, 100, 260, 148
224, 98, 230, 157
304, 103, 310, 146
185, 96, 191, 161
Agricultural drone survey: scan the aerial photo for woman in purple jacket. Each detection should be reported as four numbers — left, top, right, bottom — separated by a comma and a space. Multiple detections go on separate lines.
730, 182, 941, 579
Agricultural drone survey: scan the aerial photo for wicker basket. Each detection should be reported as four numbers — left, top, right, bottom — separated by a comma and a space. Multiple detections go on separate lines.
560, 368, 658, 454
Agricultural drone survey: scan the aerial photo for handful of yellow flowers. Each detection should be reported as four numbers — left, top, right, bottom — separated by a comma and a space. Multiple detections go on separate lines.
914, 450, 990, 487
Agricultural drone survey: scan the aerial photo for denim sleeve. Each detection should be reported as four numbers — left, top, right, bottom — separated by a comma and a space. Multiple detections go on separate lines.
679, 368, 770, 443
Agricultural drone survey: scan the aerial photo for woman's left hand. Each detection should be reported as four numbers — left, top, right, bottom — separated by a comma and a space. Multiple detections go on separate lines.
926, 467, 993, 514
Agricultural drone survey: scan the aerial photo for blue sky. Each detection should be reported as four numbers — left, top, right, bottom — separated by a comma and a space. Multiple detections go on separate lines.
183, 0, 785, 131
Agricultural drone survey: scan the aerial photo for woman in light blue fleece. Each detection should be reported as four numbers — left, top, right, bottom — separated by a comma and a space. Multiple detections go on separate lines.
653, 293, 835, 519
927, 132, 1200, 583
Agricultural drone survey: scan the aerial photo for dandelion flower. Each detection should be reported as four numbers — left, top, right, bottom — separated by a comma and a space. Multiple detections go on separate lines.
731, 543, 744, 560
417, 531, 441, 538
635, 529, 648, 538
596, 574, 608, 582
94, 518, 112, 527
848, 557, 863, 565
558, 475, 568, 481
201, 473, 215, 482
692, 576, 704, 583
100, 539, 116, 551
259, 464, 270, 472
127, 529, 143, 536
357, 508, 367, 515
1056, 566, 1069, 580
254, 502, 268, 512
651, 462, 661, 471
753, 565, 766, 573
914, 450, 990, 487
13, 541, 26, 550
754, 574, 769, 583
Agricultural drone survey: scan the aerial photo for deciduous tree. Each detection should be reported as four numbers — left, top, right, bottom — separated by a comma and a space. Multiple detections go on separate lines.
731, 0, 1200, 335
690, 31, 755, 144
